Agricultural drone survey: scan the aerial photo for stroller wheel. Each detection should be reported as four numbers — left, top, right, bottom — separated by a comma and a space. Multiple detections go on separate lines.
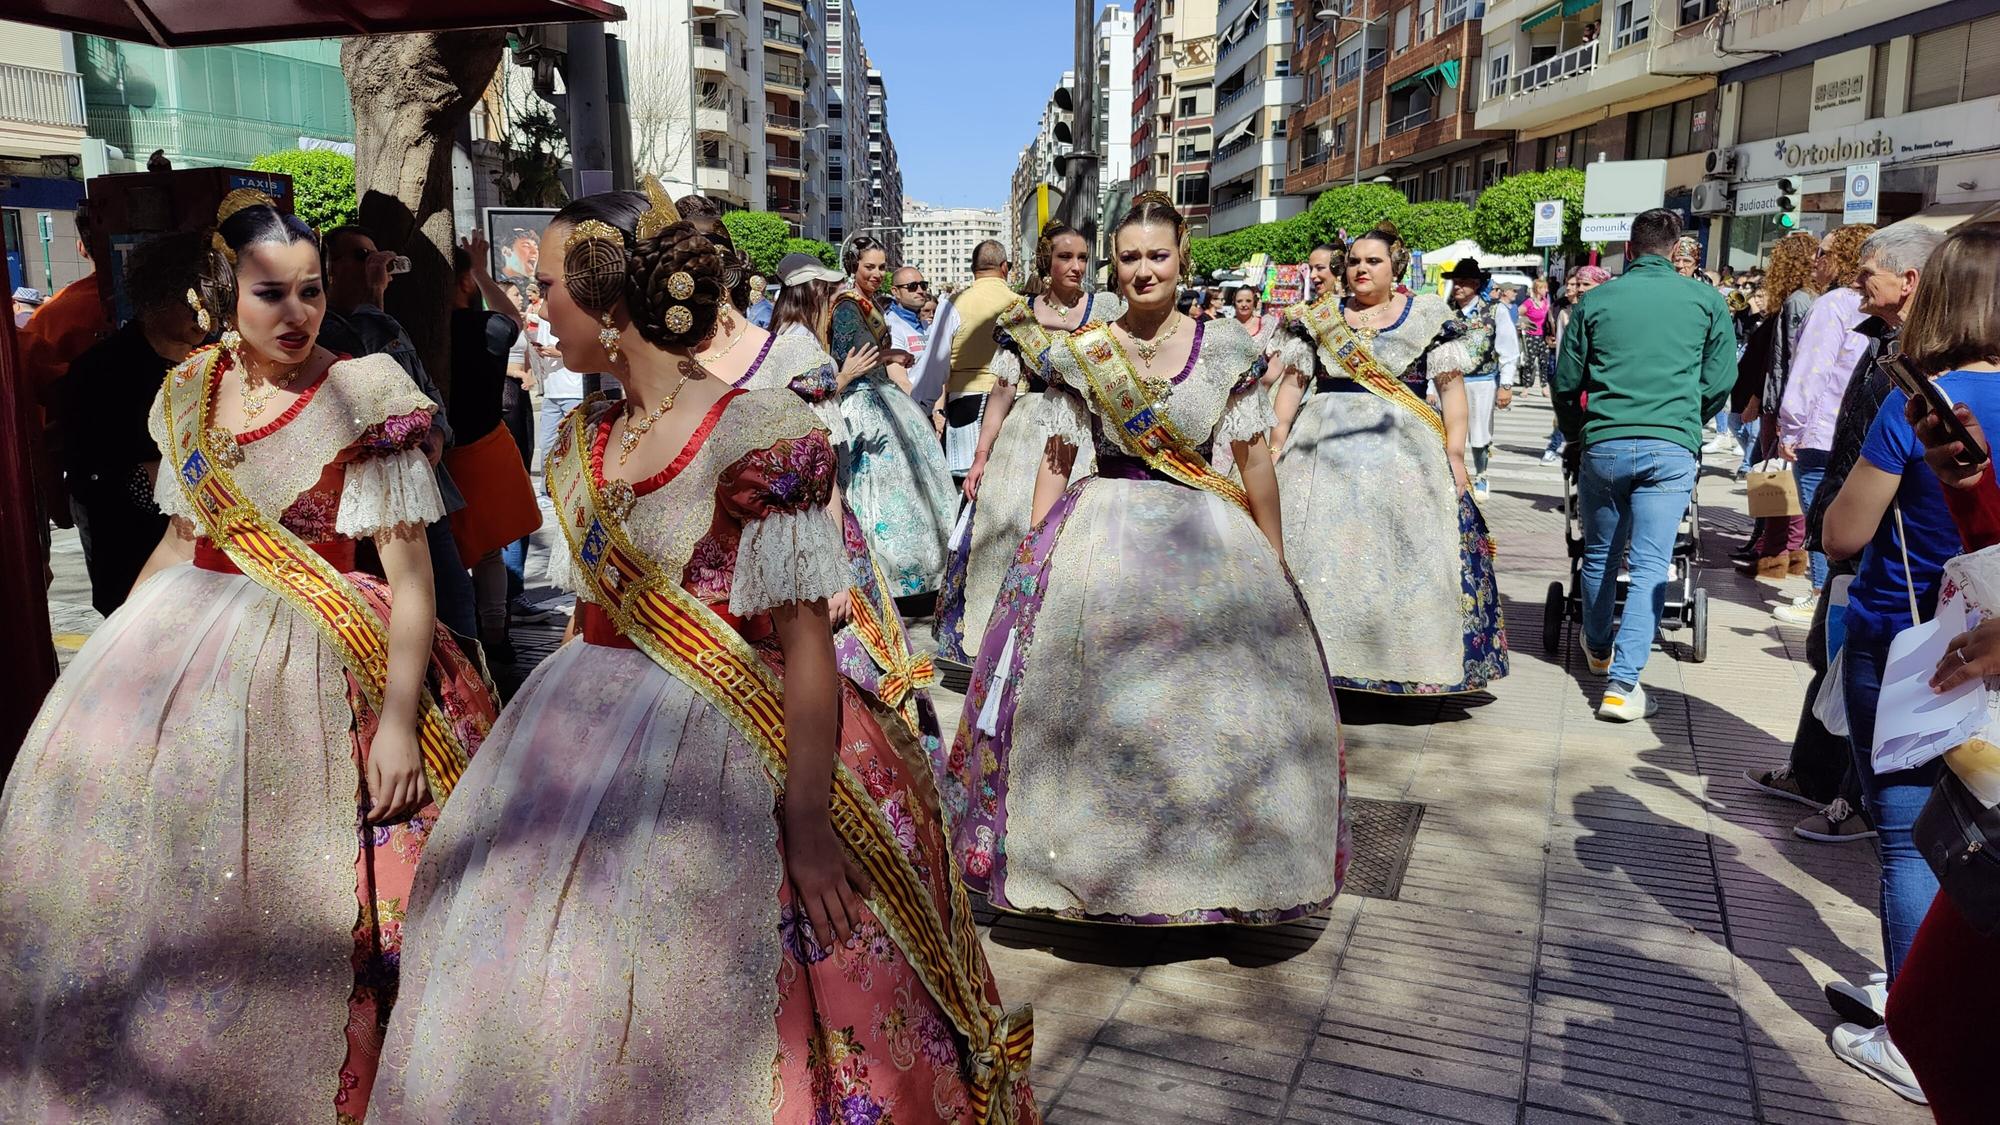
1690, 587, 1710, 663
1543, 580, 1566, 654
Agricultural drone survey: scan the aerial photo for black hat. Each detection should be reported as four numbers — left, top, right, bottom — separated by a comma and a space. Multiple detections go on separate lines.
1443, 258, 1489, 282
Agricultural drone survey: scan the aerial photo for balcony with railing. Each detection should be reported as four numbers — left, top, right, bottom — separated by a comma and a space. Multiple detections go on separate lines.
1215, 80, 1256, 113
766, 153, 805, 175
2, 63, 86, 132
763, 23, 806, 49
1385, 104, 1433, 136
768, 63, 806, 90
1513, 39, 1597, 96
88, 105, 349, 165
766, 110, 803, 134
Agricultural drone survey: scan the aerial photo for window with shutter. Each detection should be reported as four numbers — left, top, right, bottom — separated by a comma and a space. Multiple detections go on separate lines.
1774, 68, 1812, 135
1869, 42, 1892, 118
1910, 23, 1968, 110
1395, 9, 1411, 54
1965, 14, 2000, 102
1736, 72, 1782, 142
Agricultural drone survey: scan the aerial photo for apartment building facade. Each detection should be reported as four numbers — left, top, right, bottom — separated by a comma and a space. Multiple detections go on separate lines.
863, 61, 905, 260
903, 200, 1006, 289
1132, 0, 1218, 234
1210, 0, 1305, 233
1282, 0, 1510, 209
1, 23, 88, 292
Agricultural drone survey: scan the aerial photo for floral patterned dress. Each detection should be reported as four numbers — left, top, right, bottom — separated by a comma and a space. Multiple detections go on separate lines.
1270, 293, 1509, 694
0, 352, 496, 1124
372, 389, 1037, 1124
934, 292, 1119, 665
831, 294, 958, 597
948, 318, 1348, 925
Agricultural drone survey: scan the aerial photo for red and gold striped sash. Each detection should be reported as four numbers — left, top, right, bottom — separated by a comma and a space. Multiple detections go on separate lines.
1063, 323, 1252, 513
162, 347, 471, 803
545, 401, 1030, 1122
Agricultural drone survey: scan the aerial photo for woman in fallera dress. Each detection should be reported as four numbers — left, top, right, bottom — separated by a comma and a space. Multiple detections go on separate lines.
1268, 222, 1508, 695
831, 236, 958, 600
935, 219, 1121, 666
0, 192, 494, 1122
372, 186, 1035, 1124
945, 192, 1346, 926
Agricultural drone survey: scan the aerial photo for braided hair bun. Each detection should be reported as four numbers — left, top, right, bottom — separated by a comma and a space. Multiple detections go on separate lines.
626, 221, 725, 349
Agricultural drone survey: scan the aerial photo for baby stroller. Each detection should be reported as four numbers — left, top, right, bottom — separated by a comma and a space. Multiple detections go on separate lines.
1542, 445, 1710, 663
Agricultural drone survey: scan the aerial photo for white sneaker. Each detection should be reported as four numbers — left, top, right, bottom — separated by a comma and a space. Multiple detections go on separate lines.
1825, 974, 1888, 1028
1541, 448, 1561, 465
1701, 435, 1733, 454
1829, 1024, 1927, 1104
1597, 683, 1658, 722
1774, 594, 1819, 627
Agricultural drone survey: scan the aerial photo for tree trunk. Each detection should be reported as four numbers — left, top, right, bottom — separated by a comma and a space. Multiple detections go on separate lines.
342, 31, 506, 397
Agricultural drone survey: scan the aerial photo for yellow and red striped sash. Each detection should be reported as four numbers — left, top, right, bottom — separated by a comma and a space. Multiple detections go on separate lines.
162, 347, 471, 803
1288, 295, 1449, 445
995, 298, 1058, 366
545, 402, 1030, 1122
843, 556, 936, 736
1063, 323, 1252, 514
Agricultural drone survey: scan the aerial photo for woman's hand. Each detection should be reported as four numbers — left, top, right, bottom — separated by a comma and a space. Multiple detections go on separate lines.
364, 722, 431, 824
826, 588, 853, 627
1778, 441, 1798, 462
1907, 397, 1991, 490
783, 800, 874, 946
1449, 454, 1471, 493
835, 342, 880, 390
1932, 619, 2000, 693
963, 449, 989, 499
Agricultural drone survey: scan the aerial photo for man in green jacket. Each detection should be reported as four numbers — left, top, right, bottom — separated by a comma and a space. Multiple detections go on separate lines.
1555, 208, 1735, 722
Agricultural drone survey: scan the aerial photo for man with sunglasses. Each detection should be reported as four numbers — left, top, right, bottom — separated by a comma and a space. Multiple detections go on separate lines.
883, 265, 932, 371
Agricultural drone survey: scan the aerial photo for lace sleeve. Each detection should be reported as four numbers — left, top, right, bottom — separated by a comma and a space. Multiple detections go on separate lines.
1025, 384, 1093, 451
1271, 332, 1315, 382
1215, 385, 1277, 446
989, 340, 1025, 387
336, 447, 446, 538
719, 432, 852, 616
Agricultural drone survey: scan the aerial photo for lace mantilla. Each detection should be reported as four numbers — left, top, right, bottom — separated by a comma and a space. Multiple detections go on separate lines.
728, 508, 851, 617
149, 353, 439, 535
553, 391, 830, 606
1046, 315, 1265, 458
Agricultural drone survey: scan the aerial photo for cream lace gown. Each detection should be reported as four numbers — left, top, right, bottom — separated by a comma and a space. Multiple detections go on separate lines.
943, 317, 1348, 924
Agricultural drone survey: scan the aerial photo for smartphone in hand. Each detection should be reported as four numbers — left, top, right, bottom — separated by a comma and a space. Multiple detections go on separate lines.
1879, 353, 1990, 468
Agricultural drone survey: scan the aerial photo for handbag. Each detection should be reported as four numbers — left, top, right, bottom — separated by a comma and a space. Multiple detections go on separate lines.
1915, 770, 2000, 935
1746, 459, 1801, 517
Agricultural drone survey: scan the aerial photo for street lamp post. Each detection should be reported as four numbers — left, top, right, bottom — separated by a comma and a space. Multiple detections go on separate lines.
1314, 4, 1385, 189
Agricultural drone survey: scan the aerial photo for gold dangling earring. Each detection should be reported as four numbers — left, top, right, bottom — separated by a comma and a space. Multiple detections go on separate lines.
597, 311, 621, 366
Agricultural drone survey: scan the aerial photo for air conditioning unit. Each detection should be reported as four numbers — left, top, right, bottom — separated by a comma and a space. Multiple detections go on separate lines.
1692, 178, 1732, 216
1703, 149, 1737, 177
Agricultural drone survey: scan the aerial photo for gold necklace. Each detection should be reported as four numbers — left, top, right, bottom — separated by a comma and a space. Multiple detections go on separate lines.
617, 359, 698, 465
1122, 312, 1183, 365
1345, 297, 1394, 341
1040, 290, 1075, 318
239, 358, 305, 419
700, 320, 751, 366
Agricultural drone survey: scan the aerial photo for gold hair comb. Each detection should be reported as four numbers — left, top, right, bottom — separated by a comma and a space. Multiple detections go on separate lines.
636, 174, 681, 241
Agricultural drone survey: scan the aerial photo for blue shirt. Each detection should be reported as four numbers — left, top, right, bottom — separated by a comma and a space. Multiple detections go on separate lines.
747, 298, 774, 329
1849, 369, 2000, 646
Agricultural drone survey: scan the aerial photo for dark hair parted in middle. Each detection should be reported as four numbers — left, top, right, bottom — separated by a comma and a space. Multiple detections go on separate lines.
844, 235, 886, 277
552, 190, 725, 349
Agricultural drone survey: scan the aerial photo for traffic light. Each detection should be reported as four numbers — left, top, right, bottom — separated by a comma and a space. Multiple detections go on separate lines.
1776, 176, 1801, 230
1050, 82, 1086, 177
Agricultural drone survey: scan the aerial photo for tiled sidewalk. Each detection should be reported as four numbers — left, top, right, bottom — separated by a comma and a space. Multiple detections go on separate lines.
940, 400, 1926, 1124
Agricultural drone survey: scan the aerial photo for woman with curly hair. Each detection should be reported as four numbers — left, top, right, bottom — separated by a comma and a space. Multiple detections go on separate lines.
371, 185, 1037, 1124
1740, 230, 1826, 580
1771, 222, 1876, 623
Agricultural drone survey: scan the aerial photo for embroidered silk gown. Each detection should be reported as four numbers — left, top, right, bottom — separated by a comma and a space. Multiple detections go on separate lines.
830, 293, 958, 597
1270, 293, 1509, 694
371, 389, 1036, 1124
934, 292, 1119, 665
948, 317, 1348, 925
740, 330, 946, 761
0, 352, 496, 1123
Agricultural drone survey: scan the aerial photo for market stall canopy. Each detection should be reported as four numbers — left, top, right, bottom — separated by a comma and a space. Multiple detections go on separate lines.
20, 0, 624, 48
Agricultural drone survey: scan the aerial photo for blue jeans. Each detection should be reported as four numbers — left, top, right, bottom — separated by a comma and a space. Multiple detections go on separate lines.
1842, 637, 1944, 981
1579, 438, 1698, 689
1794, 448, 1829, 588
1735, 414, 1760, 473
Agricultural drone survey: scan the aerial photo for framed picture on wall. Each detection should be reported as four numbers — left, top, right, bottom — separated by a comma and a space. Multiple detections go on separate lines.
481, 207, 558, 290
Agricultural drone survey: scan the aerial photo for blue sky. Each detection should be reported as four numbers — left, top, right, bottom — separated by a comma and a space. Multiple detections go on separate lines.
859, 0, 1089, 210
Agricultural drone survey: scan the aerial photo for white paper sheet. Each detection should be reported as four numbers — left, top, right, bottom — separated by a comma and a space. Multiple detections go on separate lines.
1873, 594, 1986, 774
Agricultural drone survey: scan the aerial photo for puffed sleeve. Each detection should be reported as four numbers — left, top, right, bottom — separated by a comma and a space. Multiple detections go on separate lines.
989, 329, 1026, 387
1215, 374, 1277, 446
1426, 323, 1488, 381
1270, 329, 1316, 384
787, 360, 850, 447
1030, 345, 1096, 450
336, 408, 447, 538
146, 384, 198, 523
718, 430, 852, 617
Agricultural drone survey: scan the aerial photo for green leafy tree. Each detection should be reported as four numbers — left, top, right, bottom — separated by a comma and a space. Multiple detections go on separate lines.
720, 210, 792, 277
247, 150, 357, 233
1472, 168, 1586, 255
1393, 201, 1475, 252
1301, 183, 1410, 248
780, 236, 839, 272
496, 105, 570, 208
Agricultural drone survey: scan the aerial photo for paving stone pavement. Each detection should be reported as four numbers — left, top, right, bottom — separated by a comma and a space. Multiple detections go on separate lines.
41, 397, 1928, 1123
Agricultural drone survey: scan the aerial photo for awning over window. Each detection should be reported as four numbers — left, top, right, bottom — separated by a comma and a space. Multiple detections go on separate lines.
1391, 62, 1451, 92
1521, 3, 1563, 31
1217, 115, 1258, 148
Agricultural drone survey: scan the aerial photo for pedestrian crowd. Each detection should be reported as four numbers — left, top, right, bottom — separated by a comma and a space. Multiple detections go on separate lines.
5, 174, 2000, 1125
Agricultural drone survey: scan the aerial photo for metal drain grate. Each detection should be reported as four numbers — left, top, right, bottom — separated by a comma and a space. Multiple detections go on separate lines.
1343, 797, 1426, 901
